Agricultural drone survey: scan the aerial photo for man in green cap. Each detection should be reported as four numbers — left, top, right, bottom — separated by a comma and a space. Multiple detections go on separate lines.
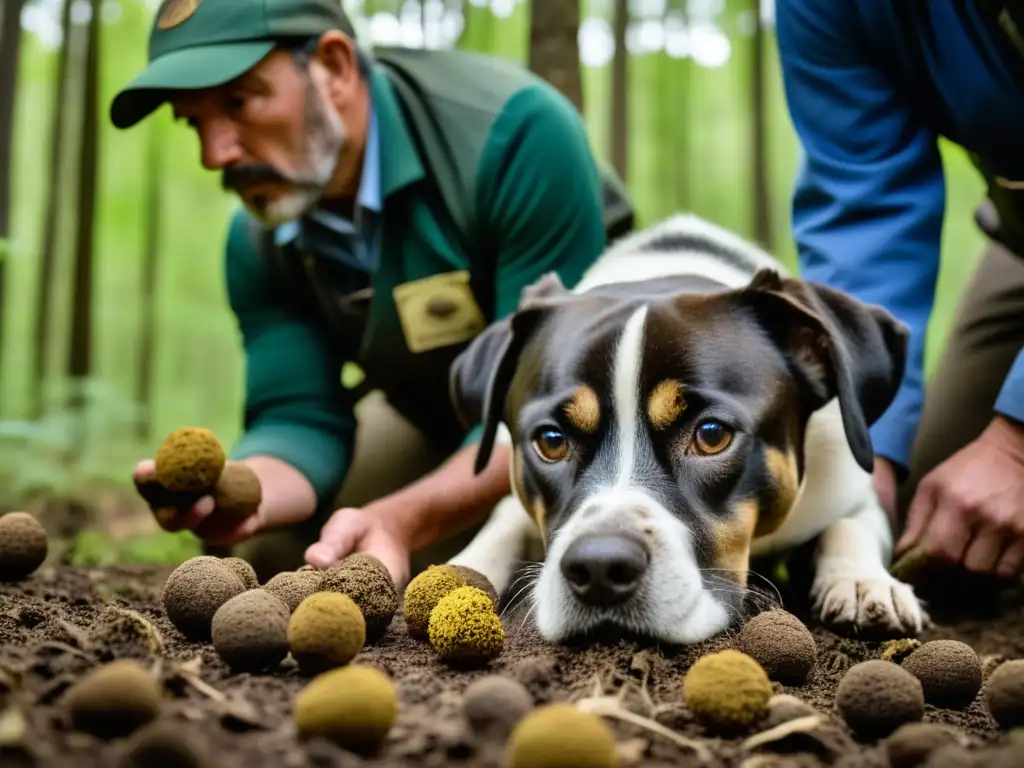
118, 0, 633, 585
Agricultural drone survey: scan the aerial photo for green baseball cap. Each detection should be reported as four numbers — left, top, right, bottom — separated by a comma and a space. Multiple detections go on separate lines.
110, 0, 356, 129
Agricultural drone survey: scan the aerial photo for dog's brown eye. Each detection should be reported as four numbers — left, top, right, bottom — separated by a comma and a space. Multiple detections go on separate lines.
532, 428, 568, 462
693, 420, 733, 455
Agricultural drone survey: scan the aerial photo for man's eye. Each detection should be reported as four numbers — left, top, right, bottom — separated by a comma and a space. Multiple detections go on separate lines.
692, 420, 733, 456
532, 427, 568, 462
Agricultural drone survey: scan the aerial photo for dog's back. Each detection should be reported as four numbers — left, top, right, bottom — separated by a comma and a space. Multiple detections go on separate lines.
574, 213, 787, 297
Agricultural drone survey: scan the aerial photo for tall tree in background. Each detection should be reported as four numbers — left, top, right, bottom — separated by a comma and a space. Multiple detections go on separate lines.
66, 0, 101, 451
528, 0, 583, 113
32, 0, 74, 420
136, 122, 163, 443
750, 0, 771, 247
0, 0, 28, 413
610, 0, 628, 181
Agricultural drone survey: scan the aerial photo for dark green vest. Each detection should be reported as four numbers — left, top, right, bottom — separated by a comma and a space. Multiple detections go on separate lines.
252, 46, 634, 447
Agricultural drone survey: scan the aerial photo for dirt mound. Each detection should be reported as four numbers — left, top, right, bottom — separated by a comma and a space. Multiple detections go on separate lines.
1, 564, 1023, 767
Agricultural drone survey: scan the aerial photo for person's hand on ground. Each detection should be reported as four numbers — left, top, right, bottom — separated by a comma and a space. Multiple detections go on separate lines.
133, 459, 262, 546
305, 505, 411, 587
896, 416, 1024, 579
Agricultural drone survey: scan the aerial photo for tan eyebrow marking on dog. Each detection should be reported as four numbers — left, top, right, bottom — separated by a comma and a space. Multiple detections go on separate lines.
755, 447, 800, 537
563, 385, 600, 433
711, 499, 758, 587
646, 378, 687, 430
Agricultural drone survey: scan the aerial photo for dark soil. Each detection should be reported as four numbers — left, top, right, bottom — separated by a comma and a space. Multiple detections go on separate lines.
3, 563, 1024, 767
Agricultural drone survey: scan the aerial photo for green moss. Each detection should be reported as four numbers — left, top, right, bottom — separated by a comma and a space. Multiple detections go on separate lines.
427, 585, 504, 666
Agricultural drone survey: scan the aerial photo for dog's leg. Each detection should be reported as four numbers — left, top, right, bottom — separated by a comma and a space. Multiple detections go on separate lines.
447, 493, 539, 597
810, 501, 929, 635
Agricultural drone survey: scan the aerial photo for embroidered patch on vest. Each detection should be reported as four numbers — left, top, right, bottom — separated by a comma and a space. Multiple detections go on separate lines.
156, 0, 200, 30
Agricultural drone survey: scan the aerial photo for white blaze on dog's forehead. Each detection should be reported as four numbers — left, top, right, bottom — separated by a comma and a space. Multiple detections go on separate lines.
611, 304, 649, 487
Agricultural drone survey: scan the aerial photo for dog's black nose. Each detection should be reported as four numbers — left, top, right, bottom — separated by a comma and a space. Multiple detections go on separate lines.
560, 534, 649, 606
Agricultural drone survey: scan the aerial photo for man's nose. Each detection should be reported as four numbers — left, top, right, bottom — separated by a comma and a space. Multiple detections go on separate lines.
198, 117, 243, 171
560, 533, 649, 607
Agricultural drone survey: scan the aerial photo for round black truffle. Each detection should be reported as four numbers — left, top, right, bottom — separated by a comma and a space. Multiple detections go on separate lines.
986, 659, 1024, 730
738, 609, 817, 686
836, 660, 924, 740
901, 640, 982, 709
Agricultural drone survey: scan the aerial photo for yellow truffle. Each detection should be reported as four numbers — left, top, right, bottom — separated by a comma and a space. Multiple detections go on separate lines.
428, 586, 504, 667
507, 702, 619, 768
682, 649, 772, 730
288, 591, 366, 674
294, 664, 397, 755
64, 659, 162, 739
154, 427, 226, 493
403, 564, 465, 640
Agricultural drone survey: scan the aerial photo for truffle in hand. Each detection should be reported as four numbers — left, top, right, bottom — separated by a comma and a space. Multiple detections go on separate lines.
211, 461, 261, 520
154, 427, 226, 493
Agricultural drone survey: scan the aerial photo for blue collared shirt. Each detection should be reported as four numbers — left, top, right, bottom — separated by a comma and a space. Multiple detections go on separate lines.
776, 0, 1024, 470
273, 105, 382, 294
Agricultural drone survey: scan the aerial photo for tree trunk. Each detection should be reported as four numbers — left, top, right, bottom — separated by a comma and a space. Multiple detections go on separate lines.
0, 0, 25, 239
136, 123, 162, 443
0, 0, 27, 415
528, 0, 583, 113
32, 0, 74, 420
609, 0, 628, 181
66, 0, 101, 451
751, 0, 771, 247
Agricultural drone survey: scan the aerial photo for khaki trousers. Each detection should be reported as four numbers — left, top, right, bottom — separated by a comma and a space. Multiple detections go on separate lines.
231, 390, 483, 583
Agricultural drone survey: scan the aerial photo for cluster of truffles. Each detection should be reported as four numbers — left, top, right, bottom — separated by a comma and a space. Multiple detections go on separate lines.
142, 427, 262, 524
0, 510, 48, 581
157, 551, 404, 755
402, 564, 505, 666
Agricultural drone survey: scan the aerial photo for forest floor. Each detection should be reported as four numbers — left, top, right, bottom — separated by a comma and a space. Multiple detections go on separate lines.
3, 500, 1024, 767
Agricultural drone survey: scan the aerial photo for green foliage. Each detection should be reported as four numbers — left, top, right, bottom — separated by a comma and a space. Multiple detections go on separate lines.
0, 376, 146, 501
68, 529, 201, 566
0, 0, 991, 541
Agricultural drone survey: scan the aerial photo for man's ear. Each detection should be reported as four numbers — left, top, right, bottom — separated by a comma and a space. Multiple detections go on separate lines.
449, 307, 552, 474
738, 268, 909, 473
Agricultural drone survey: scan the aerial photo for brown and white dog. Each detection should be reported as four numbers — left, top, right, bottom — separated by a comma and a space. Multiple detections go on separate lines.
445, 213, 927, 645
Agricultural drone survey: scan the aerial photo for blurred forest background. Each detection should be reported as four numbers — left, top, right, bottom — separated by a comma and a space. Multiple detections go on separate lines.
0, 0, 988, 564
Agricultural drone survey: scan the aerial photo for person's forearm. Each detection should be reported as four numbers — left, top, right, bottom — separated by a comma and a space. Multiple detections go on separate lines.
242, 455, 319, 531
381, 442, 513, 553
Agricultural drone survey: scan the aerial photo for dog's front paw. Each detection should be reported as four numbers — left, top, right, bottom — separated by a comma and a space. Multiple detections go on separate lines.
811, 565, 928, 636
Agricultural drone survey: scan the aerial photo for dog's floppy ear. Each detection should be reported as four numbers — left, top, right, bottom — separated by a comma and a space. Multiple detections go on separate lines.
738, 268, 909, 473
449, 272, 569, 474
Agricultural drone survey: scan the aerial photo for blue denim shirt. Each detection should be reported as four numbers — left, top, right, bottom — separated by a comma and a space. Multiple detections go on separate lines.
776, 0, 1024, 471
273, 105, 382, 294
